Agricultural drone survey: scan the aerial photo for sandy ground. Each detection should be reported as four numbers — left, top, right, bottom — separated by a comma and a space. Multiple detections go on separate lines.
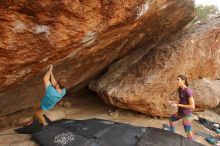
0, 89, 219, 146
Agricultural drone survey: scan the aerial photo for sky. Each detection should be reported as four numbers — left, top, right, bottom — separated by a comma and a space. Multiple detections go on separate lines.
195, 0, 220, 9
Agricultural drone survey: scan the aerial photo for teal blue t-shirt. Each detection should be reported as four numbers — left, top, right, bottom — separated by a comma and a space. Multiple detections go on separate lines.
41, 84, 66, 110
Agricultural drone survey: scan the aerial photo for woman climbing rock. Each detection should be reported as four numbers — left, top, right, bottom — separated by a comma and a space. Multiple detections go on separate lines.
33, 65, 67, 126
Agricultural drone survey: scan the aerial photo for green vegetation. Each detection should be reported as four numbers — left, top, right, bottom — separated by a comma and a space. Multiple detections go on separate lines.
194, 4, 219, 23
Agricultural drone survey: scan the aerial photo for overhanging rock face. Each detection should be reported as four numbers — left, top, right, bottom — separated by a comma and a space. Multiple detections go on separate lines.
89, 17, 220, 117
0, 0, 195, 116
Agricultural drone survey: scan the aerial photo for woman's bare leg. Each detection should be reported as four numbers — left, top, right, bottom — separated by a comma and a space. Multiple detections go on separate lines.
35, 109, 47, 125
33, 101, 47, 125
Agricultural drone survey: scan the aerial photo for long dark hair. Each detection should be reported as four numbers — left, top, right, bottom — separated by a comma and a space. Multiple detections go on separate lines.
57, 78, 66, 89
177, 75, 189, 91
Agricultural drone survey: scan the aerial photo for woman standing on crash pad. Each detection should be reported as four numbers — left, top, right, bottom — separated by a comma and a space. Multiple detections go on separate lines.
169, 75, 195, 140
33, 65, 66, 126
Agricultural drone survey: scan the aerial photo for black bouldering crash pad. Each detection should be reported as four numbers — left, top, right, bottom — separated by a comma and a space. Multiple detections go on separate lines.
15, 118, 204, 146
137, 127, 203, 146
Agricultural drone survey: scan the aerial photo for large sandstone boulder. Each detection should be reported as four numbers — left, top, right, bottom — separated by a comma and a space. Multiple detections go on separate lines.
89, 17, 220, 117
0, 0, 195, 116
191, 79, 220, 111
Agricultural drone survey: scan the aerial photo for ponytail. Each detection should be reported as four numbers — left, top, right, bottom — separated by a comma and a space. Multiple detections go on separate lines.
177, 75, 189, 86
177, 75, 189, 92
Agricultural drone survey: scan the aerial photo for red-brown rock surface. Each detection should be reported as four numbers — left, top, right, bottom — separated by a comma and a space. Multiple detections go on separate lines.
0, 0, 195, 116
89, 17, 220, 117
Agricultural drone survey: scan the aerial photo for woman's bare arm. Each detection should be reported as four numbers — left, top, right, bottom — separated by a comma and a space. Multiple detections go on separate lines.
43, 66, 52, 88
50, 67, 57, 86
